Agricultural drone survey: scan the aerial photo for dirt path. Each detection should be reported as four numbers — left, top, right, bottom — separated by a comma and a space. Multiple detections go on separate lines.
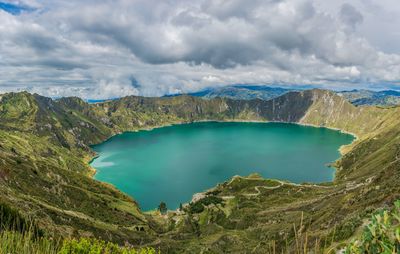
229, 175, 332, 197
243, 184, 284, 197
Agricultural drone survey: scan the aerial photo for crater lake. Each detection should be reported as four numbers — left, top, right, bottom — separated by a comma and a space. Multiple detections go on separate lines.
90, 122, 354, 210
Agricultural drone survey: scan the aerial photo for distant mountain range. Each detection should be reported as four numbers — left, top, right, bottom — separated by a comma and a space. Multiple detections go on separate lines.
181, 85, 293, 100
337, 89, 400, 106
166, 85, 400, 106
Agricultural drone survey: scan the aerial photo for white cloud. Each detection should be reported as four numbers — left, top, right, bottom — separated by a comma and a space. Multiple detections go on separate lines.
0, 0, 400, 99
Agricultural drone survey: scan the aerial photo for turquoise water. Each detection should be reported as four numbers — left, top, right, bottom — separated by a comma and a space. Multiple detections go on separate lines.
90, 122, 354, 211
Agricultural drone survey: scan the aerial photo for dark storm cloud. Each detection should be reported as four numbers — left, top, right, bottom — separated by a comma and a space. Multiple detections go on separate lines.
37, 59, 89, 70
57, 0, 338, 68
60, 0, 371, 69
12, 29, 61, 53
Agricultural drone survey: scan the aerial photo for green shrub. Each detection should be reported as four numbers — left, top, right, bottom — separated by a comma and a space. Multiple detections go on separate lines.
189, 202, 205, 214
59, 238, 157, 254
345, 200, 400, 254
0, 233, 158, 254
189, 195, 223, 214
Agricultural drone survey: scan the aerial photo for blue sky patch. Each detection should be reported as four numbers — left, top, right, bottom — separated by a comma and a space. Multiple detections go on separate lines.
0, 2, 33, 15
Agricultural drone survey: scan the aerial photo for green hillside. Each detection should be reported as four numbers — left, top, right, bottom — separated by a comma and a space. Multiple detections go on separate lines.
0, 89, 399, 252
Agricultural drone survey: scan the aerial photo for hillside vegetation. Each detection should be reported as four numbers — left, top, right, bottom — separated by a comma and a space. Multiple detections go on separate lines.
0, 89, 399, 252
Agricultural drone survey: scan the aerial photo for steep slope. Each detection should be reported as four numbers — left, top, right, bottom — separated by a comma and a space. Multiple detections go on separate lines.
0, 89, 399, 252
93, 89, 395, 139
91, 89, 322, 127
299, 89, 397, 137
0, 92, 156, 245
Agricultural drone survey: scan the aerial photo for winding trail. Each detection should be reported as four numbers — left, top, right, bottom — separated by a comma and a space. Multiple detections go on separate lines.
227, 175, 333, 198
242, 184, 283, 197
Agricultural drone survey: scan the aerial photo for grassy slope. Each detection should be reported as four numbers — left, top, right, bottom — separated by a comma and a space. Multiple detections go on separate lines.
106, 90, 399, 253
0, 92, 155, 245
0, 89, 399, 252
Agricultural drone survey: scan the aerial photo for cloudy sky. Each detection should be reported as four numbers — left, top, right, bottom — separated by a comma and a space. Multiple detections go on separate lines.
0, 0, 400, 99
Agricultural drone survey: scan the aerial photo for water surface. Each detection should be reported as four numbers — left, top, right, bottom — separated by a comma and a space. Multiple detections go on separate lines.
91, 122, 354, 210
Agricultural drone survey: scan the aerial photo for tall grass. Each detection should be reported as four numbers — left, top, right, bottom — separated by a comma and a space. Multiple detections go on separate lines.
0, 229, 59, 254
0, 202, 58, 254
266, 211, 327, 254
59, 238, 158, 254
0, 202, 157, 254
0, 230, 158, 254
265, 200, 400, 253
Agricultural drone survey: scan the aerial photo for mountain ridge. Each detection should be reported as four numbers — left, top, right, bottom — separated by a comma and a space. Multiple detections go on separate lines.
0, 89, 399, 252
164, 85, 400, 107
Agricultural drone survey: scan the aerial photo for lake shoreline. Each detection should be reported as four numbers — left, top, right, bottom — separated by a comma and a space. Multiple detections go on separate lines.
88, 120, 355, 211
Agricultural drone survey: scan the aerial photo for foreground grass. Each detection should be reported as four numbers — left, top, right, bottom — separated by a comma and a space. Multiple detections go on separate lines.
59, 238, 157, 254
345, 201, 400, 253
261, 201, 400, 253
1, 201, 399, 253
0, 230, 57, 254
0, 232, 157, 254
0, 202, 157, 254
